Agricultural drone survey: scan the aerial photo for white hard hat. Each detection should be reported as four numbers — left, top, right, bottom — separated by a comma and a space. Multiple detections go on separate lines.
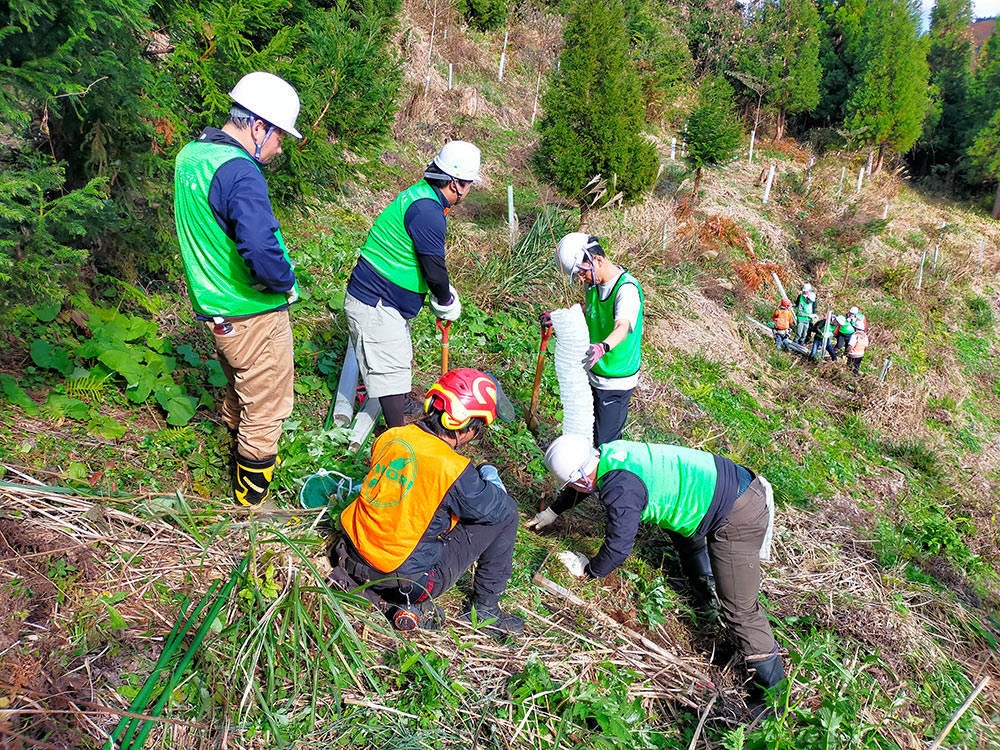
807, 291, 816, 301
544, 434, 599, 487
802, 283, 813, 293
849, 306, 859, 315
429, 141, 481, 181
230, 72, 302, 139
555, 233, 601, 277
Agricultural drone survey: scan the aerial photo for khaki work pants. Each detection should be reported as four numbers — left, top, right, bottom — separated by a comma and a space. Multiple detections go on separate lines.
707, 477, 778, 658
207, 309, 294, 461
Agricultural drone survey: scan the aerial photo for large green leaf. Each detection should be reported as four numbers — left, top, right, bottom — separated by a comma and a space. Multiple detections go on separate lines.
30, 302, 61, 322
89, 414, 126, 440
0, 374, 39, 415
205, 359, 228, 387
154, 385, 198, 426
45, 393, 90, 421
30, 339, 74, 376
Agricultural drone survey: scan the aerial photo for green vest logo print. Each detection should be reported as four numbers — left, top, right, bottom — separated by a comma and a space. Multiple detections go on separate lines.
366, 439, 418, 507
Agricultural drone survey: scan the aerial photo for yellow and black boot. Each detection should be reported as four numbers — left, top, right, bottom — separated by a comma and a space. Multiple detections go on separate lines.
234, 453, 277, 506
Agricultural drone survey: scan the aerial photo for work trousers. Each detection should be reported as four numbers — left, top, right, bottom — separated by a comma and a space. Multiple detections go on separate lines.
773, 330, 789, 350
343, 293, 413, 402
810, 338, 837, 361
794, 319, 810, 343
342, 502, 518, 609
672, 479, 776, 659
208, 309, 294, 461
848, 355, 863, 376
592, 386, 633, 446
835, 333, 851, 355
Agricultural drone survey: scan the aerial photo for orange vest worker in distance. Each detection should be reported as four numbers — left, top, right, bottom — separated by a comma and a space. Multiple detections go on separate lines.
335, 368, 524, 635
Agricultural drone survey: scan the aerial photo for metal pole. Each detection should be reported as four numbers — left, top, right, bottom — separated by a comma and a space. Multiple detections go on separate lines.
819, 311, 832, 361
762, 164, 776, 204
837, 167, 845, 197
917, 248, 926, 290
748, 130, 756, 165
877, 357, 892, 385
498, 29, 508, 83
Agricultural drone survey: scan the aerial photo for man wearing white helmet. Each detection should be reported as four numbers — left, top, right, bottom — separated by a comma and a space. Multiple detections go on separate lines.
541, 433, 784, 720
833, 312, 855, 358
548, 232, 644, 446
343, 141, 480, 428
174, 71, 303, 506
793, 284, 816, 345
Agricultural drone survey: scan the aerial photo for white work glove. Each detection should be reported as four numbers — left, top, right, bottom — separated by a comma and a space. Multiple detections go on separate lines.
558, 550, 589, 577
524, 507, 558, 530
285, 287, 299, 304
429, 285, 461, 321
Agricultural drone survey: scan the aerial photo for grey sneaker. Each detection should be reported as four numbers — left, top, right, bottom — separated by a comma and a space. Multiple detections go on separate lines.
458, 601, 524, 635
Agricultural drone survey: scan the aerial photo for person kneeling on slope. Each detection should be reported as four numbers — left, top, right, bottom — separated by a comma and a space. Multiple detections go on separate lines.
542, 434, 785, 718
329, 368, 523, 635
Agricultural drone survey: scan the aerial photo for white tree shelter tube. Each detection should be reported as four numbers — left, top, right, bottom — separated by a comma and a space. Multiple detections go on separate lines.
549, 304, 594, 443
333, 342, 360, 427
348, 397, 381, 454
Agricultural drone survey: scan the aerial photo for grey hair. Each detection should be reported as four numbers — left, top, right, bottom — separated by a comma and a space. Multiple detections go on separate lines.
227, 105, 255, 130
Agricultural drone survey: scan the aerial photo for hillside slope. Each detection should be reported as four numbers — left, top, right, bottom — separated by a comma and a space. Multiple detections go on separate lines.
1, 2, 999, 748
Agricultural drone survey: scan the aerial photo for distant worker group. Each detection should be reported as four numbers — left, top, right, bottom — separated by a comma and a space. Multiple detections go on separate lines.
772, 282, 870, 376
174, 71, 791, 722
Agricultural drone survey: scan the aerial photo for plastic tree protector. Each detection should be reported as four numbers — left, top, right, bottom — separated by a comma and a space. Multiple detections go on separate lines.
333, 341, 360, 427
549, 304, 594, 443
348, 397, 381, 453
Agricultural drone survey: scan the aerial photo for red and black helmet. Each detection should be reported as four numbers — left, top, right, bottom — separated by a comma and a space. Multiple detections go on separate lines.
423, 368, 514, 430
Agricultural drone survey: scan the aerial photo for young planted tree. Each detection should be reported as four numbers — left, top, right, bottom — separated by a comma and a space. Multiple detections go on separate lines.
534, 0, 658, 218
684, 76, 742, 199
843, 0, 929, 173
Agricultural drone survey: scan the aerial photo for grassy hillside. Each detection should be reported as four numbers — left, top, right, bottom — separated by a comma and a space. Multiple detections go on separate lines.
1, 2, 999, 748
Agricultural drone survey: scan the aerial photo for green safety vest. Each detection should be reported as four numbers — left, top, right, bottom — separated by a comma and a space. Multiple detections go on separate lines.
585, 270, 644, 379
359, 181, 444, 294
174, 141, 297, 318
596, 440, 717, 537
837, 319, 855, 336
795, 294, 815, 321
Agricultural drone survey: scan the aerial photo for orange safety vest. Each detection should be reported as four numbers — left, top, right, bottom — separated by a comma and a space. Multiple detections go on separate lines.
341, 424, 468, 573
848, 330, 869, 358
772, 309, 793, 330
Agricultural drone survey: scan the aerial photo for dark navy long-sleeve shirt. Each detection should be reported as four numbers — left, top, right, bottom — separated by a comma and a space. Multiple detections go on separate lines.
347, 184, 452, 319
199, 128, 296, 296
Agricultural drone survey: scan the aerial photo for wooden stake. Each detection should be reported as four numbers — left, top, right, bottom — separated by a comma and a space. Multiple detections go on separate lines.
928, 676, 989, 750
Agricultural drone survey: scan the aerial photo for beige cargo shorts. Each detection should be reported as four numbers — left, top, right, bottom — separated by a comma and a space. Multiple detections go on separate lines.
343, 293, 413, 399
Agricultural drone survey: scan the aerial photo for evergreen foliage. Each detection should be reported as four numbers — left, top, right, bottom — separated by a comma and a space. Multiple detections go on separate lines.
534, 0, 658, 209
841, 0, 929, 171
911, 0, 974, 178
0, 0, 401, 307
735, 0, 822, 139
456, 0, 509, 31
625, 0, 692, 121
684, 75, 742, 198
967, 29, 1000, 216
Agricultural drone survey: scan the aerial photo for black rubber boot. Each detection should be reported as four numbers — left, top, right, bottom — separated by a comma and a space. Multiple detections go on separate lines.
234, 453, 277, 506
458, 600, 524, 636
679, 545, 718, 617
746, 651, 785, 722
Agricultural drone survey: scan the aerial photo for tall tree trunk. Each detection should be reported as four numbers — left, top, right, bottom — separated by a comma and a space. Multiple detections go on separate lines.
774, 108, 786, 142
692, 166, 703, 202
992, 180, 1000, 221
872, 143, 885, 175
